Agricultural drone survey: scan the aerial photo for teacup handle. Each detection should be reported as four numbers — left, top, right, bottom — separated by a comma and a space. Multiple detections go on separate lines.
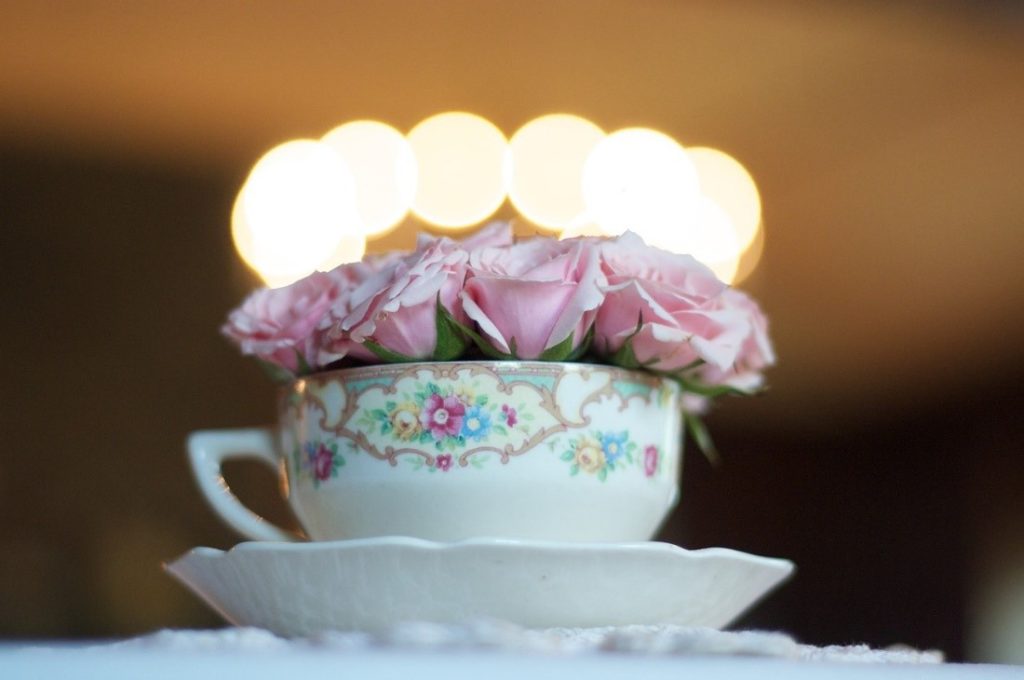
187, 428, 303, 543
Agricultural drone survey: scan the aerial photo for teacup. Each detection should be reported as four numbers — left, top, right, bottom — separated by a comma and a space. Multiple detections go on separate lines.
188, 361, 684, 543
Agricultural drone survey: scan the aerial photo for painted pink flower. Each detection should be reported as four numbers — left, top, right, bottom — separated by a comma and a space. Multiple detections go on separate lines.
595, 231, 753, 375
435, 454, 453, 472
461, 237, 606, 359
420, 393, 466, 439
312, 444, 334, 482
643, 445, 659, 478
501, 404, 518, 427
222, 271, 339, 375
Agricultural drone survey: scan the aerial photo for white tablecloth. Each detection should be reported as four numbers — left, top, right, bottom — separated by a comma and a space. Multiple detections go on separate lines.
0, 645, 1019, 680
1, 625, 1017, 679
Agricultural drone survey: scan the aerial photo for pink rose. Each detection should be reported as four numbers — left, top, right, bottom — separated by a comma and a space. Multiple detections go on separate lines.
316, 255, 404, 365
595, 232, 752, 374
221, 271, 339, 374
599, 231, 726, 297
332, 239, 470, 360
416, 220, 513, 252
461, 238, 606, 359
694, 289, 776, 391
421, 393, 466, 440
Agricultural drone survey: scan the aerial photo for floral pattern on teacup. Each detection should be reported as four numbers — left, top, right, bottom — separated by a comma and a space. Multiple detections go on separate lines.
357, 381, 526, 453
560, 430, 641, 482
293, 441, 345, 487
643, 445, 660, 478
287, 362, 677, 484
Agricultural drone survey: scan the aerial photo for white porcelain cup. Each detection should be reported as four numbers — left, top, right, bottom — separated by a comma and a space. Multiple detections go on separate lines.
188, 361, 684, 543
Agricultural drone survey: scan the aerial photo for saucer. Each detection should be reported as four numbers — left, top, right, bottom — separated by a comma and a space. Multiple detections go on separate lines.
165, 538, 794, 637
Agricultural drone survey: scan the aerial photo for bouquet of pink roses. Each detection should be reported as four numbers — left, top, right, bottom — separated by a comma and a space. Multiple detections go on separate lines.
223, 222, 774, 458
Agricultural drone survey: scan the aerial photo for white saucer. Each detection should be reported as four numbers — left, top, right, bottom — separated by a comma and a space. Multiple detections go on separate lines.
165, 538, 794, 637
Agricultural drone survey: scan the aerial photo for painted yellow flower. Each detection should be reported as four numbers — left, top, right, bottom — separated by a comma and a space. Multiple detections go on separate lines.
389, 401, 421, 440
454, 383, 476, 403
574, 435, 606, 474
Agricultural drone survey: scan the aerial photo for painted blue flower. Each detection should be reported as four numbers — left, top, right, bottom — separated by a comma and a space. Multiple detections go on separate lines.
600, 431, 629, 463
460, 405, 492, 441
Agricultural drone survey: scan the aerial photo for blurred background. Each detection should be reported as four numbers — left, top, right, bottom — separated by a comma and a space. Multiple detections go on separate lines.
2, 0, 1023, 663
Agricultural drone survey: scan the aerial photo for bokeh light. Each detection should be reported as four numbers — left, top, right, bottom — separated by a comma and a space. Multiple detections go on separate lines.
508, 114, 604, 232
232, 139, 362, 287
321, 120, 416, 238
407, 112, 508, 229
558, 219, 614, 240
581, 127, 700, 240
731, 222, 765, 285
644, 197, 742, 283
315, 233, 368, 273
687, 146, 761, 251
229, 117, 765, 286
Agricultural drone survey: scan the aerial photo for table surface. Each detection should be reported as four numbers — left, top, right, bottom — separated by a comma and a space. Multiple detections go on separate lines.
2, 645, 1021, 680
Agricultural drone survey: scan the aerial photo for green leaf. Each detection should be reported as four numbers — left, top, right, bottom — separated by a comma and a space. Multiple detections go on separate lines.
433, 296, 470, 361
597, 468, 608, 482
294, 350, 313, 375
684, 411, 721, 466
255, 359, 294, 385
371, 409, 388, 419
569, 464, 579, 476
605, 313, 645, 369
364, 339, 419, 364
560, 450, 575, 462
541, 323, 594, 362
493, 424, 508, 436
476, 395, 489, 406
670, 374, 752, 398
437, 298, 515, 360
385, 401, 397, 411
538, 330, 580, 362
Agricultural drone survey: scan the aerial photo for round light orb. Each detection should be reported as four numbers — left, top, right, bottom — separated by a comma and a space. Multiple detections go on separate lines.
233, 139, 360, 287
581, 127, 700, 239
321, 121, 416, 238
407, 112, 508, 230
644, 197, 742, 283
508, 114, 605, 232
687, 147, 761, 251
316, 232, 367, 272
731, 222, 765, 285
558, 219, 614, 240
